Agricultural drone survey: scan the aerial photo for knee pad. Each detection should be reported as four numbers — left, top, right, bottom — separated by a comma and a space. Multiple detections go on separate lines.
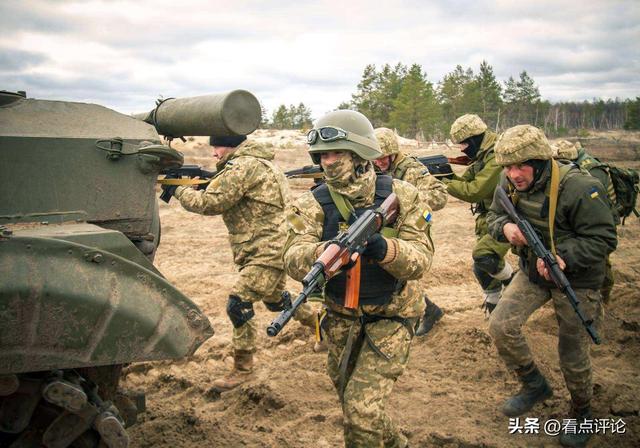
226, 295, 255, 328
264, 291, 292, 312
473, 254, 502, 276
473, 262, 496, 290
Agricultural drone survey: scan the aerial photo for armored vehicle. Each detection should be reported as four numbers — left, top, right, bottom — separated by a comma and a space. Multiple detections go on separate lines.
0, 89, 262, 447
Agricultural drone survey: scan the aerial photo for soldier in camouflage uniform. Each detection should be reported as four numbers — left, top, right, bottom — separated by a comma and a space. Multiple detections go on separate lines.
162, 134, 315, 392
374, 127, 447, 336
486, 125, 617, 448
554, 139, 618, 303
444, 114, 514, 312
284, 111, 433, 448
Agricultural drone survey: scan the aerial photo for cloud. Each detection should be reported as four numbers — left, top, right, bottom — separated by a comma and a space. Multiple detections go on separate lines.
1, 0, 638, 118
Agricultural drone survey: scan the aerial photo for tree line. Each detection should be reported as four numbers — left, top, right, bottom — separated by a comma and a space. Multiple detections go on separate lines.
260, 62, 639, 139
340, 61, 639, 140
262, 103, 313, 130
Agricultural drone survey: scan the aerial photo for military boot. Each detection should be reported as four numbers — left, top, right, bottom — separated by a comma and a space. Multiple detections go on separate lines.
211, 350, 253, 392
560, 402, 593, 447
501, 363, 553, 416
416, 296, 444, 336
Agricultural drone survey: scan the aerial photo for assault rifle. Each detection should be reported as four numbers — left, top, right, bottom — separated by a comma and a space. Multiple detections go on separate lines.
266, 193, 400, 337
284, 154, 457, 180
495, 187, 601, 344
158, 165, 216, 203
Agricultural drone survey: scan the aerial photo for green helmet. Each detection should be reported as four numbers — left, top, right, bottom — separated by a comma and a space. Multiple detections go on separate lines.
553, 139, 579, 160
494, 125, 553, 166
450, 114, 488, 144
374, 127, 400, 157
307, 110, 381, 164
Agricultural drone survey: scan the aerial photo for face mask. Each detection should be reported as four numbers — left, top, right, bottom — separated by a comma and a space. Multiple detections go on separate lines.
323, 153, 356, 189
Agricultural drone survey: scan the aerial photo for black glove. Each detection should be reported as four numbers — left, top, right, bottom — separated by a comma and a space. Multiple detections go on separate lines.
160, 173, 180, 203
363, 233, 388, 261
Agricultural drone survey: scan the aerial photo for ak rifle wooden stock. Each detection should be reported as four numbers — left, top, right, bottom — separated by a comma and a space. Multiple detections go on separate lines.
266, 193, 400, 337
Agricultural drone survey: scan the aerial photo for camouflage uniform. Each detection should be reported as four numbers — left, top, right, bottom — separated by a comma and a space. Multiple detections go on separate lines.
486, 125, 617, 425
175, 140, 313, 353
374, 128, 448, 211
554, 140, 618, 302
285, 111, 433, 447
445, 115, 513, 309
375, 127, 445, 336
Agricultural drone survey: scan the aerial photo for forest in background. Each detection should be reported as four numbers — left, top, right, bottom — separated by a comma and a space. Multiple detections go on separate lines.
263, 61, 640, 140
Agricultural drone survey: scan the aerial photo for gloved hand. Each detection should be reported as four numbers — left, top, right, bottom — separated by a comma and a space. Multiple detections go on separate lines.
159, 173, 180, 203
363, 233, 387, 261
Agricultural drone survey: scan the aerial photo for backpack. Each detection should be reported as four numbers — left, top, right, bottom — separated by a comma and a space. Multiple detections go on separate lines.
608, 166, 640, 223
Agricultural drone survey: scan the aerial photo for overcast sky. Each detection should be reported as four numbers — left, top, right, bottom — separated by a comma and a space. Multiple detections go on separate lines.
1, 0, 638, 120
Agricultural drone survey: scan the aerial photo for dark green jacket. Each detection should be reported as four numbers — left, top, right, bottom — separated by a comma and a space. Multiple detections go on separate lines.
487, 162, 617, 289
443, 130, 501, 214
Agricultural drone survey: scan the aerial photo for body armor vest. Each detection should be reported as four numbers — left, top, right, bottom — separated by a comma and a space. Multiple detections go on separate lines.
512, 163, 579, 285
312, 175, 403, 306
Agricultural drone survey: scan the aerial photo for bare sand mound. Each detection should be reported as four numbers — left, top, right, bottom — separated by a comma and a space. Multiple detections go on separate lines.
125, 131, 639, 447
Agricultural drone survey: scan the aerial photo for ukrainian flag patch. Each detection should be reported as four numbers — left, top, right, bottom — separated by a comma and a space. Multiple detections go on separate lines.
423, 210, 432, 222
589, 186, 599, 199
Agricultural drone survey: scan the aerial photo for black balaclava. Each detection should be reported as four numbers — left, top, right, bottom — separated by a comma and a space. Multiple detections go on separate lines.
461, 133, 485, 160
210, 135, 247, 147
522, 159, 549, 191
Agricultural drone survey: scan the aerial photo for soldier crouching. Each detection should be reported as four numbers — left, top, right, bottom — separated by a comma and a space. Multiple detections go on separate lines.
486, 125, 617, 448
283, 110, 433, 448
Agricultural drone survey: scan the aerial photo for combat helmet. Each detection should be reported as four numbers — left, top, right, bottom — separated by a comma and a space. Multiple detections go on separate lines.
450, 114, 488, 144
374, 127, 400, 157
553, 139, 580, 160
494, 125, 553, 166
307, 110, 381, 164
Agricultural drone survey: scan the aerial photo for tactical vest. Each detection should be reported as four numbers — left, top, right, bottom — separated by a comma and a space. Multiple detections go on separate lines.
511, 162, 579, 284
312, 175, 403, 307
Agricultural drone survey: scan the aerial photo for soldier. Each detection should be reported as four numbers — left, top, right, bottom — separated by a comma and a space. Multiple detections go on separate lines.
373, 127, 447, 336
161, 134, 315, 392
486, 125, 617, 448
444, 114, 513, 313
554, 139, 618, 303
284, 110, 433, 448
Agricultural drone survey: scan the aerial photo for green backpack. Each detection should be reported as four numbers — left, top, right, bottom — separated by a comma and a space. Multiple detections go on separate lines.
608, 166, 640, 224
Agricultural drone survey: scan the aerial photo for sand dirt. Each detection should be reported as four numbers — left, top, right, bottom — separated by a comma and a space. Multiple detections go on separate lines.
123, 131, 640, 447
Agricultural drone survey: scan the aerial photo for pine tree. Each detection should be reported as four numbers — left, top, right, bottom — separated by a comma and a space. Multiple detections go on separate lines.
271, 105, 291, 129
438, 65, 478, 125
373, 63, 407, 127
475, 60, 502, 128
623, 97, 640, 130
351, 64, 379, 121
390, 64, 441, 139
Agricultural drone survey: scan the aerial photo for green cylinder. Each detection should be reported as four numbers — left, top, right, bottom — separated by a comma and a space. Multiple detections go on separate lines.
133, 90, 262, 138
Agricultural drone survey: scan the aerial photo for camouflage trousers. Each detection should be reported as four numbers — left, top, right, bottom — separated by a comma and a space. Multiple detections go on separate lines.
488, 271, 603, 403
230, 264, 315, 352
325, 312, 413, 448
472, 214, 512, 292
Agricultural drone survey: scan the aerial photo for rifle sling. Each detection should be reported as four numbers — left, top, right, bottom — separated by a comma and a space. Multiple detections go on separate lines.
548, 159, 560, 256
334, 311, 415, 396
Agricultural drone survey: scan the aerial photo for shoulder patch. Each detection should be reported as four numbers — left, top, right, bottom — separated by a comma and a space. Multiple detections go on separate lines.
589, 186, 600, 199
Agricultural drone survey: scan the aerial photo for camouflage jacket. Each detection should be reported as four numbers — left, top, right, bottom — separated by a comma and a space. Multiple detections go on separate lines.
487, 163, 617, 289
283, 178, 433, 319
443, 130, 501, 214
391, 153, 448, 211
175, 140, 291, 269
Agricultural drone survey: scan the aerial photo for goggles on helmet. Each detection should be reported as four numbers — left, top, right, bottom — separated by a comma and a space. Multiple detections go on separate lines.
307, 126, 376, 149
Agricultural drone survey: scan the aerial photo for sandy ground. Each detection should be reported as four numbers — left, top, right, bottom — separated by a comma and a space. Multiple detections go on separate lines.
123, 130, 640, 447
